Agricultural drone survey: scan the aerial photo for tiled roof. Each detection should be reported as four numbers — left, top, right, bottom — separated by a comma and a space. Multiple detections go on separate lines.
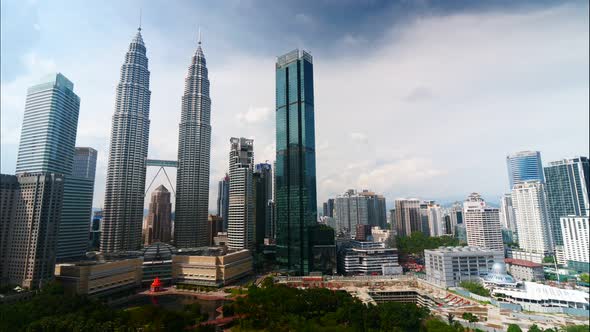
505, 258, 542, 268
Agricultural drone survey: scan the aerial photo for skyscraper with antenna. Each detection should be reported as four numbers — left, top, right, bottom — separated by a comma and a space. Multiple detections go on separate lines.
174, 30, 212, 248
101, 25, 151, 253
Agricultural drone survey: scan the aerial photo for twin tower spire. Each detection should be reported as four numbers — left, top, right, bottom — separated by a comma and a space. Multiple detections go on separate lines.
101, 25, 212, 253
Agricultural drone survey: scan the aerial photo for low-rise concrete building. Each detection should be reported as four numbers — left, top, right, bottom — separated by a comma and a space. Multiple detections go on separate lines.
338, 241, 400, 275
172, 248, 252, 287
141, 243, 177, 286
55, 258, 143, 297
492, 281, 589, 311
504, 258, 544, 282
425, 246, 504, 288
505, 248, 544, 264
55, 248, 254, 296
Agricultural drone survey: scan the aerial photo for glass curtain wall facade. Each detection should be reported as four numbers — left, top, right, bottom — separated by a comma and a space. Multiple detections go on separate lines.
15, 73, 80, 176
254, 163, 272, 249
57, 147, 97, 260
217, 174, 230, 231
506, 151, 544, 189
544, 157, 590, 246
275, 49, 317, 275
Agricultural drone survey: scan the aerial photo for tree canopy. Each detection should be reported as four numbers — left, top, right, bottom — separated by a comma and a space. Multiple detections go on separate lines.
0, 282, 210, 332
225, 282, 467, 331
395, 232, 463, 256
458, 281, 491, 297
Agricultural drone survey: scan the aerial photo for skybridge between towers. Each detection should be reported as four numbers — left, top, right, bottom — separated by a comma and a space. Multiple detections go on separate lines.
145, 159, 178, 196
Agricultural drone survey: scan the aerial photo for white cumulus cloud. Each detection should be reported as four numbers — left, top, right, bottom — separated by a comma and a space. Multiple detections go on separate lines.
236, 106, 272, 124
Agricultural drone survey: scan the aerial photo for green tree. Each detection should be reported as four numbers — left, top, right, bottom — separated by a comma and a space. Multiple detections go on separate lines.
579, 273, 590, 283
507, 324, 523, 332
425, 318, 458, 332
459, 281, 491, 297
543, 256, 555, 264
462, 312, 479, 330
396, 232, 463, 257
563, 325, 590, 332
447, 312, 455, 325
528, 324, 543, 332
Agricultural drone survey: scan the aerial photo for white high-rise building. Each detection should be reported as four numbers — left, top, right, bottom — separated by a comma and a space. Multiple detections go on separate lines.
463, 193, 503, 251
427, 202, 443, 237
560, 216, 589, 272
499, 193, 518, 240
511, 181, 553, 256
227, 138, 254, 250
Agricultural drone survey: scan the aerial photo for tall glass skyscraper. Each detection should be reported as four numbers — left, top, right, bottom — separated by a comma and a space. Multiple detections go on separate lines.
57, 147, 97, 260
16, 73, 80, 175
14, 73, 89, 263
544, 157, 590, 246
102, 28, 151, 253
506, 151, 544, 189
217, 174, 230, 231
175, 35, 212, 248
275, 49, 318, 275
254, 163, 272, 248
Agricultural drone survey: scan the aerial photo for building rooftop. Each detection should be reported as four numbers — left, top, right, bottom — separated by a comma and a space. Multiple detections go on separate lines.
176, 247, 227, 256
142, 242, 177, 262
483, 263, 519, 286
505, 258, 542, 268
425, 246, 501, 254
497, 281, 589, 304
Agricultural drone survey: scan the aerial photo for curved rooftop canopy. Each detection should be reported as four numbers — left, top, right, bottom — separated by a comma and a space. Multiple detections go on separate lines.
142, 242, 177, 262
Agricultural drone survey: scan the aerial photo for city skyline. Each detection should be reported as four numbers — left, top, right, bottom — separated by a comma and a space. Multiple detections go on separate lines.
1, 2, 589, 328
1, 1, 589, 211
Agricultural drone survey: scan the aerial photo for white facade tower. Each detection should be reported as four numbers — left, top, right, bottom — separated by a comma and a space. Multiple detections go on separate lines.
227, 137, 254, 250
511, 181, 553, 255
463, 193, 503, 251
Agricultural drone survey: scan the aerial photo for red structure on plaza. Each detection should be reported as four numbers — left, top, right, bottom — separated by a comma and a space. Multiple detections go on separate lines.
150, 277, 163, 292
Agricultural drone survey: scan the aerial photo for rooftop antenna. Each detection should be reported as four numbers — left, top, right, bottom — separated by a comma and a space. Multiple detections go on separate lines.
138, 8, 142, 31
198, 26, 202, 45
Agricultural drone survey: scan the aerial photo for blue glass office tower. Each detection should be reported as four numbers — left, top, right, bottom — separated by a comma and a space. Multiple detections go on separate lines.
275, 49, 317, 275
506, 151, 544, 189
544, 157, 590, 246
16, 73, 80, 175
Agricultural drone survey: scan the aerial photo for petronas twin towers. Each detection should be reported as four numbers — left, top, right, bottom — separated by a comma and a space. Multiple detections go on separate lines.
175, 37, 211, 248
101, 27, 211, 252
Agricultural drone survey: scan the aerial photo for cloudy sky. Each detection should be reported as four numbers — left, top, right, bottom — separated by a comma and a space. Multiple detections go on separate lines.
1, 0, 588, 211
